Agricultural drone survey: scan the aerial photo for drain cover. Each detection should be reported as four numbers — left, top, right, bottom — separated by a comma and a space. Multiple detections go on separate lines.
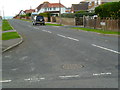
62, 64, 84, 70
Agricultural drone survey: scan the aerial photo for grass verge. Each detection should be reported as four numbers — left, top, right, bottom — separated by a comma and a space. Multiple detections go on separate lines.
2, 20, 13, 31
2, 32, 20, 40
46, 23, 63, 26
72, 27, 120, 35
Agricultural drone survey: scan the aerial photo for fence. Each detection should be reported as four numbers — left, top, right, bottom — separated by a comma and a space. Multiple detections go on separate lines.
84, 17, 120, 31
51, 16, 120, 31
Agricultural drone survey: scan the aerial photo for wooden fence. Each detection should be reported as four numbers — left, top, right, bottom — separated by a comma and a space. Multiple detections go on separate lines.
83, 17, 120, 31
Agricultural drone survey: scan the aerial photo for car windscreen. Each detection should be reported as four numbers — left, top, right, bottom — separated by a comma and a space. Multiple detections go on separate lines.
36, 16, 44, 21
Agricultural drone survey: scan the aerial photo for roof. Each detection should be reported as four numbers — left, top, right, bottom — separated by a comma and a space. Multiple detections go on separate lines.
48, 3, 65, 8
37, 1, 66, 10
72, 2, 89, 12
24, 9, 35, 13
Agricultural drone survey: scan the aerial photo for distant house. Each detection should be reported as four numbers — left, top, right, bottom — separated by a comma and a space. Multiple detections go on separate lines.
71, 2, 89, 13
83, 0, 118, 12
24, 9, 35, 14
18, 10, 26, 16
0, 16, 2, 19
65, 8, 71, 13
36, 1, 66, 16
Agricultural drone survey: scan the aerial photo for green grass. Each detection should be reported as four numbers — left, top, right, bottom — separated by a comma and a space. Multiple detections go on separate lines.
2, 32, 20, 40
46, 23, 63, 26
72, 27, 120, 35
2, 20, 13, 31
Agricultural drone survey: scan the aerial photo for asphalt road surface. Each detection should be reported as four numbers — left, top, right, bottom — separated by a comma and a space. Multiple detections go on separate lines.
2, 19, 119, 88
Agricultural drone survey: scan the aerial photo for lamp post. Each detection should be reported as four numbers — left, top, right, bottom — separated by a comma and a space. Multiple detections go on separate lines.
59, 0, 62, 25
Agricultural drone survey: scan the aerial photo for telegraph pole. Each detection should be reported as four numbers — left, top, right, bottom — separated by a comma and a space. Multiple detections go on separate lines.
59, 0, 62, 25
2, 7, 5, 19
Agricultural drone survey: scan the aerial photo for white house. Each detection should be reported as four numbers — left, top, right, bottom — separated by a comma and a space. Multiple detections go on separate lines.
19, 10, 26, 15
36, 1, 66, 16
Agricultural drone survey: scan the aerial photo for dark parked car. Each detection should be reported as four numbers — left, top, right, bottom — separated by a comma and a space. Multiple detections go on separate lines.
32, 16, 45, 25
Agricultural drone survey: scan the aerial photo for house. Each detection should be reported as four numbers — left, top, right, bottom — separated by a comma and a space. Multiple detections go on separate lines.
24, 9, 35, 14
36, 1, 66, 16
83, 0, 119, 12
65, 8, 72, 13
71, 2, 89, 13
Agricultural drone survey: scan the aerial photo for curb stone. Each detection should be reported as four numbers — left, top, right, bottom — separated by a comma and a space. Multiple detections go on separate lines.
2, 32, 23, 53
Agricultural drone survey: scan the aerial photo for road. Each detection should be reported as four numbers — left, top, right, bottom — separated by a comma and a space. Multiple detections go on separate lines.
2, 19, 119, 88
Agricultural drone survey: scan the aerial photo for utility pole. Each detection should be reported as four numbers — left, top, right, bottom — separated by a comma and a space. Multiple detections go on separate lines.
59, 0, 62, 25
2, 7, 5, 19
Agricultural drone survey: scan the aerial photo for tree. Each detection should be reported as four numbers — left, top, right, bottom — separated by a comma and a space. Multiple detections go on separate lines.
26, 13, 31, 17
95, 1, 120, 18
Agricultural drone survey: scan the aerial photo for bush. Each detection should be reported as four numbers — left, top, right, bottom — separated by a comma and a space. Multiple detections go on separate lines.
61, 12, 95, 18
95, 1, 120, 18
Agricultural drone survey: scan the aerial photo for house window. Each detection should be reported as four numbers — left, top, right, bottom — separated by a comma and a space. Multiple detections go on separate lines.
45, 8, 47, 11
53, 7, 56, 10
50, 8, 52, 10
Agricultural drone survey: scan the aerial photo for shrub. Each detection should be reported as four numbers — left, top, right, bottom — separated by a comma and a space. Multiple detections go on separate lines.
95, 1, 120, 18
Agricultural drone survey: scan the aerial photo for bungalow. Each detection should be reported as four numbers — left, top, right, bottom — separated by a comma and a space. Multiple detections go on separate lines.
24, 9, 35, 14
71, 2, 89, 13
36, 1, 66, 16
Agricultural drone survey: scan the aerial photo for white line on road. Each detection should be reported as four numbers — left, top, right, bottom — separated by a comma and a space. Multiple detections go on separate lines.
93, 72, 112, 76
33, 27, 39, 29
57, 34, 79, 41
92, 44, 120, 54
0, 80, 12, 83
42, 30, 52, 33
59, 75, 80, 79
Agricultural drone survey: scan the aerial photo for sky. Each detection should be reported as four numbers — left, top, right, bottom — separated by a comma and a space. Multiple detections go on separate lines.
0, 0, 83, 17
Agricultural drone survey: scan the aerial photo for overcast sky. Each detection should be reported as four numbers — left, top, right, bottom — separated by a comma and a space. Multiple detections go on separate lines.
0, 0, 83, 16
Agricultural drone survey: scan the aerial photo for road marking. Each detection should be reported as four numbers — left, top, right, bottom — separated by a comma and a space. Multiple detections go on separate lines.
93, 72, 112, 76
42, 30, 52, 33
57, 34, 79, 41
34, 27, 39, 29
92, 44, 120, 54
59, 75, 79, 79
0, 80, 12, 83
67, 37, 79, 41
24, 77, 45, 81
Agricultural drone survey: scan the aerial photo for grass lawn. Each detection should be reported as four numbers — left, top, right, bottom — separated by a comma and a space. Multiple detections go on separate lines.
46, 23, 63, 26
2, 20, 13, 31
72, 27, 120, 35
2, 32, 20, 40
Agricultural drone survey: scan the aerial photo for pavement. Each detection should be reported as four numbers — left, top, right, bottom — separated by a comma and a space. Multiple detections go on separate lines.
2, 19, 119, 88
2, 38, 22, 51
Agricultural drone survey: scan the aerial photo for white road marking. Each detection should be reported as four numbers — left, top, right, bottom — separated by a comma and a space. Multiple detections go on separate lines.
93, 72, 112, 76
57, 34, 79, 41
24, 77, 45, 81
19, 56, 28, 61
92, 44, 120, 54
42, 30, 52, 33
67, 37, 79, 41
0, 80, 12, 83
59, 75, 79, 79
34, 27, 39, 29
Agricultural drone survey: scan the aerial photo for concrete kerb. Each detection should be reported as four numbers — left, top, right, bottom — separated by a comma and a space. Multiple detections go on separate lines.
2, 20, 23, 53
2, 33, 23, 53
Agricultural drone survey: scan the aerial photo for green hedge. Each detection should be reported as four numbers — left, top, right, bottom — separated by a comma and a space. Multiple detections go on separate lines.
61, 13, 95, 18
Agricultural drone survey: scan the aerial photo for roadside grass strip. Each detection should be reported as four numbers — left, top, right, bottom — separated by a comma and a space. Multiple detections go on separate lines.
2, 32, 20, 40
72, 27, 120, 35
2, 19, 13, 31
46, 23, 63, 26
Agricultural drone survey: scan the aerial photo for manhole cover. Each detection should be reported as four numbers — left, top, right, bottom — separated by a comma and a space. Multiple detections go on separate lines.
62, 64, 84, 70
